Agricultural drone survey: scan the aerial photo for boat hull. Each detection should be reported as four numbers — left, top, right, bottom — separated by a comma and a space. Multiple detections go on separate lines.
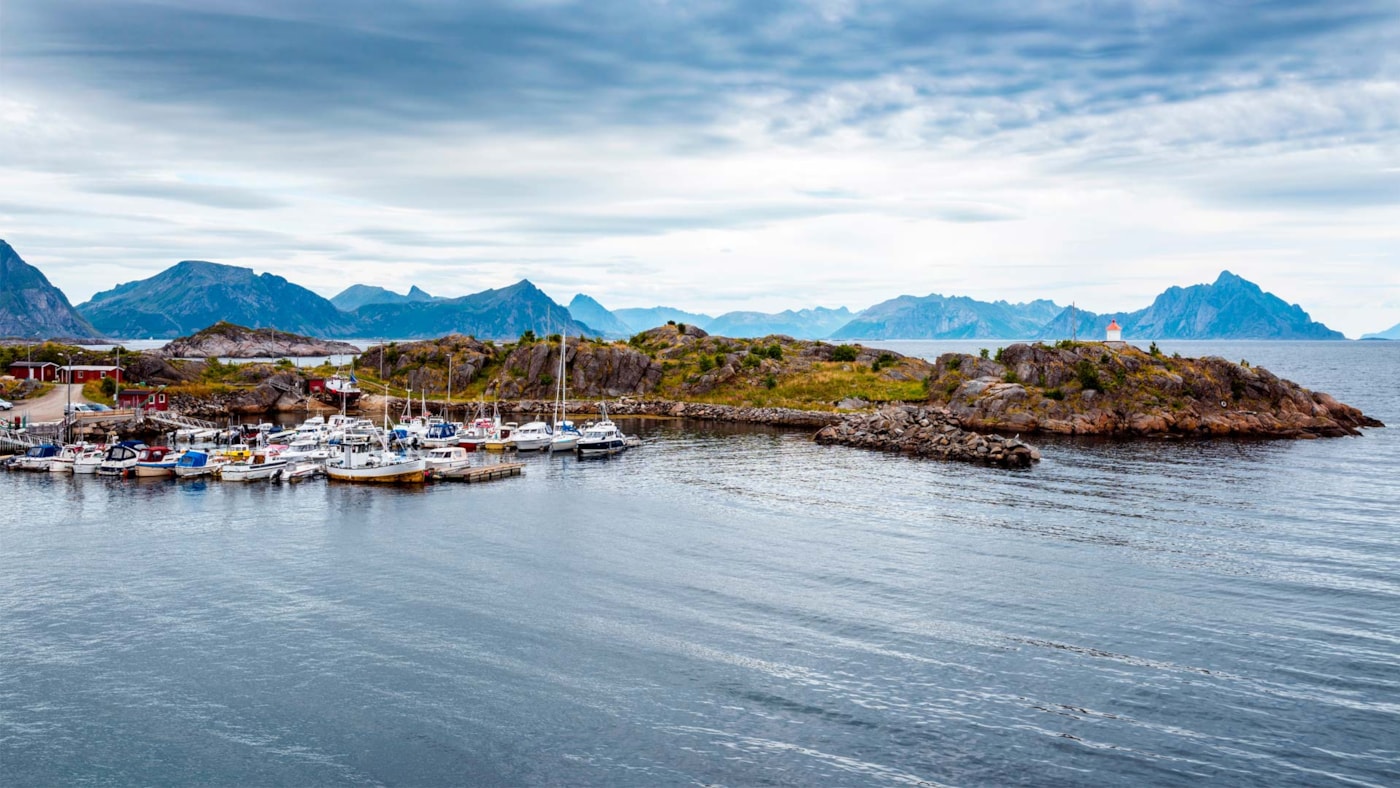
577, 438, 627, 456
325, 459, 427, 484
219, 462, 285, 482
133, 463, 176, 478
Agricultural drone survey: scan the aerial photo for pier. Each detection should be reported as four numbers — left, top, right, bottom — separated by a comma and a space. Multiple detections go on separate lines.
435, 462, 525, 483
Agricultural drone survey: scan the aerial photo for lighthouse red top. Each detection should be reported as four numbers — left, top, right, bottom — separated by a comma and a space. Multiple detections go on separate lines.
1106, 319, 1121, 330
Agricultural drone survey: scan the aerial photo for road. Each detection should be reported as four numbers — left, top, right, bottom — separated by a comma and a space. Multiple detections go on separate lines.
8, 384, 97, 422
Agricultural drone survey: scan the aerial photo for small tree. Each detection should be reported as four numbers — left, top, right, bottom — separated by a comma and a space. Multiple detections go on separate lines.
832, 345, 859, 362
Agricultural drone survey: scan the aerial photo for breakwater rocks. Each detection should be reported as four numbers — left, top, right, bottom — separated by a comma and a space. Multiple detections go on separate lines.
815, 405, 1041, 468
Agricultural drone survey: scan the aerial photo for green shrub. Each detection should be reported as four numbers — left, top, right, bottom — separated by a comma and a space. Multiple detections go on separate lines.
741, 354, 760, 369
539, 373, 553, 388
1149, 341, 1162, 357
1044, 388, 1064, 400
763, 374, 778, 390
979, 348, 990, 360
765, 344, 783, 360
676, 323, 687, 333
714, 353, 727, 369
519, 330, 537, 344
1076, 359, 1102, 391
1003, 370, 1020, 384
946, 355, 962, 371
994, 347, 1006, 363
698, 356, 715, 373
832, 345, 859, 362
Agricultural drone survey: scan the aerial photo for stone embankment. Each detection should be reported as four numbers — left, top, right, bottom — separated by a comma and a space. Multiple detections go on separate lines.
496, 398, 845, 428
814, 405, 1041, 468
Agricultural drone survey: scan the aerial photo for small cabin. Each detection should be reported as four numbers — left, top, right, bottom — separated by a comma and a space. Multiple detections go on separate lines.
117, 388, 168, 411
59, 365, 125, 385
7, 361, 59, 381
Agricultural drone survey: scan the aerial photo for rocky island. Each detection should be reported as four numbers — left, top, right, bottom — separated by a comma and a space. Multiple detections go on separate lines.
159, 322, 361, 359
925, 342, 1382, 438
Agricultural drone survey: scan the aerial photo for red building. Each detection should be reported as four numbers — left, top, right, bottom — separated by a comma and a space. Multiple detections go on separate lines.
6, 361, 59, 381
58, 365, 125, 385
117, 388, 168, 411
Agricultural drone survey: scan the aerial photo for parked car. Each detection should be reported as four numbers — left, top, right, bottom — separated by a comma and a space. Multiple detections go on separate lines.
0, 397, 12, 410
65, 403, 95, 414
87, 403, 112, 412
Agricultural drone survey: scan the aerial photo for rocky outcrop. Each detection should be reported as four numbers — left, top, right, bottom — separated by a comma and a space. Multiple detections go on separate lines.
0, 240, 100, 339
488, 338, 662, 399
159, 322, 360, 358
927, 343, 1383, 438
815, 405, 1040, 468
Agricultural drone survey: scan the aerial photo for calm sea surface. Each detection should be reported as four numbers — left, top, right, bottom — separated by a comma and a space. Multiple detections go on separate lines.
3, 341, 1398, 786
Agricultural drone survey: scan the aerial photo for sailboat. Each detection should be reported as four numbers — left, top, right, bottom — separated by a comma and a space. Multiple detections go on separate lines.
550, 333, 581, 453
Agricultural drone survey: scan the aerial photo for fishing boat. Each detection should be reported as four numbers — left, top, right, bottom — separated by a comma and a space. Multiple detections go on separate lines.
316, 371, 362, 408
96, 442, 145, 476
421, 420, 461, 448
133, 446, 180, 478
48, 444, 86, 473
576, 407, 629, 457
218, 449, 287, 482
325, 433, 427, 484
509, 421, 553, 451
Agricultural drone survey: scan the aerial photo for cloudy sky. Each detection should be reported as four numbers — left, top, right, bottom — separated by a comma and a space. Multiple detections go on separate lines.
1, 1, 1397, 335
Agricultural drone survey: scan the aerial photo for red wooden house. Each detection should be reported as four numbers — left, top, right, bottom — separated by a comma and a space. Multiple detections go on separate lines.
59, 365, 124, 384
6, 361, 59, 381
117, 388, 169, 411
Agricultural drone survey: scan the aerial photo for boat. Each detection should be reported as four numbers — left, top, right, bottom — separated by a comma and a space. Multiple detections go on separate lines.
275, 460, 324, 482
49, 444, 85, 473
174, 450, 216, 479
218, 449, 287, 482
549, 333, 581, 453
423, 446, 472, 476
421, 420, 461, 448
509, 421, 553, 452
484, 421, 517, 452
279, 436, 331, 463
325, 433, 427, 484
133, 446, 180, 478
317, 371, 362, 408
16, 444, 62, 471
575, 407, 629, 456
96, 442, 145, 476
71, 445, 107, 474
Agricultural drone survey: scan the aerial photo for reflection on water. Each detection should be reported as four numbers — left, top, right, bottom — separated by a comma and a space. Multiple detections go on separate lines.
3, 344, 1399, 786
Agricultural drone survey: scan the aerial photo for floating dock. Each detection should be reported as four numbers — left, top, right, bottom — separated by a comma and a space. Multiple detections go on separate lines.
436, 462, 525, 483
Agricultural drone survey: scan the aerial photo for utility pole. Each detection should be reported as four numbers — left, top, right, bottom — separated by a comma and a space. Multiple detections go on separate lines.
62, 352, 72, 444
447, 354, 453, 420
114, 347, 121, 407
1070, 302, 1077, 342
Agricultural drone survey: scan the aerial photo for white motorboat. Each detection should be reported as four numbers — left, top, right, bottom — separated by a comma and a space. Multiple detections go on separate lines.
218, 450, 287, 482
423, 446, 472, 476
275, 460, 324, 482
49, 444, 83, 473
279, 436, 331, 463
325, 434, 426, 484
16, 444, 62, 471
97, 442, 144, 476
133, 446, 180, 478
71, 445, 107, 474
576, 418, 629, 456
174, 450, 217, 478
509, 421, 553, 451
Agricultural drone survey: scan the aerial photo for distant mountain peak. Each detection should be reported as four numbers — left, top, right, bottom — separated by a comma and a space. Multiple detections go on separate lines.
0, 240, 100, 339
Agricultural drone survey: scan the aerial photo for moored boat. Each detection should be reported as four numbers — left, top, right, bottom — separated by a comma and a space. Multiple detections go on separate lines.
509, 421, 553, 451
133, 446, 180, 478
576, 411, 628, 457
174, 450, 216, 478
423, 446, 472, 476
16, 444, 62, 471
218, 450, 287, 482
97, 442, 145, 476
71, 445, 107, 474
325, 434, 427, 484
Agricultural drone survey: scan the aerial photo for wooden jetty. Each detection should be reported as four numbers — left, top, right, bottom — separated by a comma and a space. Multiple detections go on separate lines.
436, 462, 525, 483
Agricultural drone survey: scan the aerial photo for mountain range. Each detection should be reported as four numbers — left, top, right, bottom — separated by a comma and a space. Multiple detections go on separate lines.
1362, 323, 1400, 340
0, 239, 1381, 341
0, 241, 98, 338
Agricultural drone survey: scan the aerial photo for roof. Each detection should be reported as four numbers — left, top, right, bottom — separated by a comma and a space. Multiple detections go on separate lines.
64, 365, 124, 371
8, 361, 58, 367
1106, 319, 1122, 330
119, 388, 157, 395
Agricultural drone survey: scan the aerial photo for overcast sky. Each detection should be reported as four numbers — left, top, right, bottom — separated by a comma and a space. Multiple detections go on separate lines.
1, 1, 1397, 335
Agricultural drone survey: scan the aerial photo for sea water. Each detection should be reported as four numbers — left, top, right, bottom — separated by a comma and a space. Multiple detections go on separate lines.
2, 341, 1397, 785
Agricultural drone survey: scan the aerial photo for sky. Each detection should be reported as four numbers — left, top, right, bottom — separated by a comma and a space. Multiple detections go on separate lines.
1, 1, 1397, 337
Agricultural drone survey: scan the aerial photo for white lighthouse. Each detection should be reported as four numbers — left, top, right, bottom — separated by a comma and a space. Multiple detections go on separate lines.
1106, 319, 1122, 343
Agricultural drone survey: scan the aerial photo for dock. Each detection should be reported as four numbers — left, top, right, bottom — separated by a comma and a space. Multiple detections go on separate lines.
436, 462, 525, 483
